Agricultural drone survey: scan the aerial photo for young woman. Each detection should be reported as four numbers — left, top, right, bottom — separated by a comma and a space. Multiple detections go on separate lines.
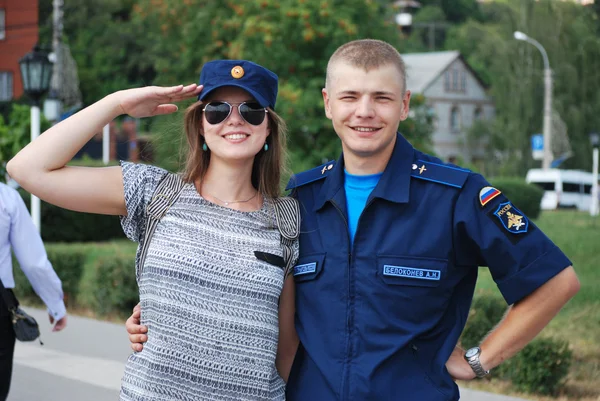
7, 60, 299, 401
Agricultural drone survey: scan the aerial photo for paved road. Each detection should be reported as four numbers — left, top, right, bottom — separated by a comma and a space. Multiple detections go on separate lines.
9, 308, 531, 401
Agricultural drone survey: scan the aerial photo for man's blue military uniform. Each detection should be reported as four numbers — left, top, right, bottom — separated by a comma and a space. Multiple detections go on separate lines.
285, 133, 571, 401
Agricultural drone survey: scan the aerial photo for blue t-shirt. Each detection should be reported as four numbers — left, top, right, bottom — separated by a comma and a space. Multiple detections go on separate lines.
344, 170, 382, 243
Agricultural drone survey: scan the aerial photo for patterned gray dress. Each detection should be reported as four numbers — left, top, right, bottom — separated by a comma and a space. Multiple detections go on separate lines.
119, 162, 298, 401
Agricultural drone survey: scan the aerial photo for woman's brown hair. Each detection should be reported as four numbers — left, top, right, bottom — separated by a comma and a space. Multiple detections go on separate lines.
181, 100, 289, 199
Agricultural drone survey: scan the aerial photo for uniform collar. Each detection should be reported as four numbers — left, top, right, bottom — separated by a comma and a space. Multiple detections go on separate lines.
315, 133, 415, 210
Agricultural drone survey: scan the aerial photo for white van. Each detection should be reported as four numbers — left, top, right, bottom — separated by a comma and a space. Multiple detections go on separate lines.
525, 169, 596, 211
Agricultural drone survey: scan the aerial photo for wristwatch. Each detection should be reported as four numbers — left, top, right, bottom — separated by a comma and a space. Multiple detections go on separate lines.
464, 347, 490, 378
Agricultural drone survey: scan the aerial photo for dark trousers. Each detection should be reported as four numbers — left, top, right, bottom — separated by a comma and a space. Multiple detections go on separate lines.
0, 290, 16, 401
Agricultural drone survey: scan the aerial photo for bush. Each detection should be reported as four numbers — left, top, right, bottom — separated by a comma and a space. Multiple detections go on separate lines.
489, 178, 544, 219
87, 243, 138, 318
17, 189, 125, 242
460, 292, 507, 349
13, 243, 88, 306
504, 337, 573, 396
13, 241, 139, 318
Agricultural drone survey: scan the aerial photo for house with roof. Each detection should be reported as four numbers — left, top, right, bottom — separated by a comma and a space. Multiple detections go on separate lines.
403, 50, 495, 164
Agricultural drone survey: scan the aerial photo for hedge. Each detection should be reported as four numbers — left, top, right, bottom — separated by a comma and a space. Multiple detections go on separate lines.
489, 177, 544, 219
504, 337, 573, 396
13, 241, 138, 319
460, 292, 573, 395
460, 292, 507, 349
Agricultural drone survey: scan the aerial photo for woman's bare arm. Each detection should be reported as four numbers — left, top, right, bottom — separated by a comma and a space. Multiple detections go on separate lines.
7, 84, 201, 215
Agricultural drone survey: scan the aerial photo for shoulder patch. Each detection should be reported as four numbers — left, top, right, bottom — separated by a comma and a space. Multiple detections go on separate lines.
285, 161, 335, 191
479, 186, 501, 207
493, 201, 529, 234
410, 160, 469, 189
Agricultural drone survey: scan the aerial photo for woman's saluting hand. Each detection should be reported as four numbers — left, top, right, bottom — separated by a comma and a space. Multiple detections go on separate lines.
116, 84, 203, 118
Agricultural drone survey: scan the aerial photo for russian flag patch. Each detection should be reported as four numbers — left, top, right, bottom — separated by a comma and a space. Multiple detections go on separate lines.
479, 186, 501, 207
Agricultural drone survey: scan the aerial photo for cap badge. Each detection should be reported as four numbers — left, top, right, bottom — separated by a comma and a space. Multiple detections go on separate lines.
231, 66, 244, 79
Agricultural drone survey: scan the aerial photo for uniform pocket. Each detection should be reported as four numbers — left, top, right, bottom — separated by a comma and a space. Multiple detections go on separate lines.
377, 255, 448, 287
293, 253, 326, 282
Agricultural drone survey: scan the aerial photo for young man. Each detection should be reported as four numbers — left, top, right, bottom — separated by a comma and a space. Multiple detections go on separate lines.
127, 39, 579, 401
0, 182, 68, 400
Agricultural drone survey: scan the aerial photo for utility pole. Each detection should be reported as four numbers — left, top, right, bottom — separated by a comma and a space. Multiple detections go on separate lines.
514, 32, 553, 169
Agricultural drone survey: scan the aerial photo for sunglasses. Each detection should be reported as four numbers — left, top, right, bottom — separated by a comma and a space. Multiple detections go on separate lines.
202, 101, 268, 126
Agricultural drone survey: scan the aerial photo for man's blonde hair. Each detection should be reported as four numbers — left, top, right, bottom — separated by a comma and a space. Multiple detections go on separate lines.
326, 39, 407, 93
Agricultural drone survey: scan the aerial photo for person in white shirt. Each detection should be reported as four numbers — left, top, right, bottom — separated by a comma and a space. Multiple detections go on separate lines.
0, 182, 67, 401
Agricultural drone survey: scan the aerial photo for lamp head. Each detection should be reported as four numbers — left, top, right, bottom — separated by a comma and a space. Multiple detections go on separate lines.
514, 31, 528, 41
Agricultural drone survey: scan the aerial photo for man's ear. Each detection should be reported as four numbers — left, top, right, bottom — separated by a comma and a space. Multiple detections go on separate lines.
400, 90, 412, 121
323, 88, 332, 120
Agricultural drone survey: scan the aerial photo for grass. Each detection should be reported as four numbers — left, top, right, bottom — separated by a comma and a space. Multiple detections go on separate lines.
462, 210, 600, 400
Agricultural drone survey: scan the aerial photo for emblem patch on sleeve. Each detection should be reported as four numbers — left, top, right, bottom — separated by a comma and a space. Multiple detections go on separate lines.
493, 202, 528, 234
479, 186, 501, 207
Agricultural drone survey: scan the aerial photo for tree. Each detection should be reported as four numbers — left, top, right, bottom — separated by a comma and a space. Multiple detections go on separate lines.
445, 0, 600, 175
0, 105, 51, 180
132, 0, 417, 170
39, 0, 156, 106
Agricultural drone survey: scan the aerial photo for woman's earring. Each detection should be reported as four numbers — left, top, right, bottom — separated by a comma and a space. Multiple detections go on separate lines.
202, 143, 208, 152
264, 143, 269, 151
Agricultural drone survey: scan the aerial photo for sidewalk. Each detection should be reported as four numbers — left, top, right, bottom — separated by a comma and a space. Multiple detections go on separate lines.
11, 308, 531, 401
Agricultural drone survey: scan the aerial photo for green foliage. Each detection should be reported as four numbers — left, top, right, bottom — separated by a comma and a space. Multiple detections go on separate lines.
13, 244, 88, 306
444, 0, 600, 175
40, 0, 155, 106
0, 104, 51, 178
87, 243, 138, 317
504, 337, 573, 396
489, 177, 544, 219
401, 93, 435, 154
14, 241, 138, 318
17, 189, 125, 242
460, 292, 506, 349
131, 0, 407, 169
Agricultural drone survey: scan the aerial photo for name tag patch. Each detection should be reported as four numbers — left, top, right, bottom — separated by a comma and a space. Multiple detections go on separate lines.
294, 262, 317, 276
383, 265, 441, 281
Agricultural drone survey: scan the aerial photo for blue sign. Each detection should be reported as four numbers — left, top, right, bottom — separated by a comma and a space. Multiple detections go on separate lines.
531, 134, 544, 160
531, 134, 543, 151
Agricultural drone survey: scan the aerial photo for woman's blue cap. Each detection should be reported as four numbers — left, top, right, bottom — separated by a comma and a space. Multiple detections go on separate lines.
198, 60, 278, 109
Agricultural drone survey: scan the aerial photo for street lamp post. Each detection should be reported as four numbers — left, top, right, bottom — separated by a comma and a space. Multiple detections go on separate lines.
590, 132, 599, 217
18, 45, 53, 233
514, 31, 553, 170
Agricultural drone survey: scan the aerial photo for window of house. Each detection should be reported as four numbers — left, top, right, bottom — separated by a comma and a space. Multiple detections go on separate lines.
453, 69, 459, 90
0, 72, 13, 101
444, 71, 450, 91
474, 107, 483, 121
0, 9, 5, 40
445, 68, 467, 93
450, 106, 461, 132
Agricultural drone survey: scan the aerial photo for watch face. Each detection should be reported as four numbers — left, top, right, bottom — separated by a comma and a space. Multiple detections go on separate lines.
465, 348, 479, 358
